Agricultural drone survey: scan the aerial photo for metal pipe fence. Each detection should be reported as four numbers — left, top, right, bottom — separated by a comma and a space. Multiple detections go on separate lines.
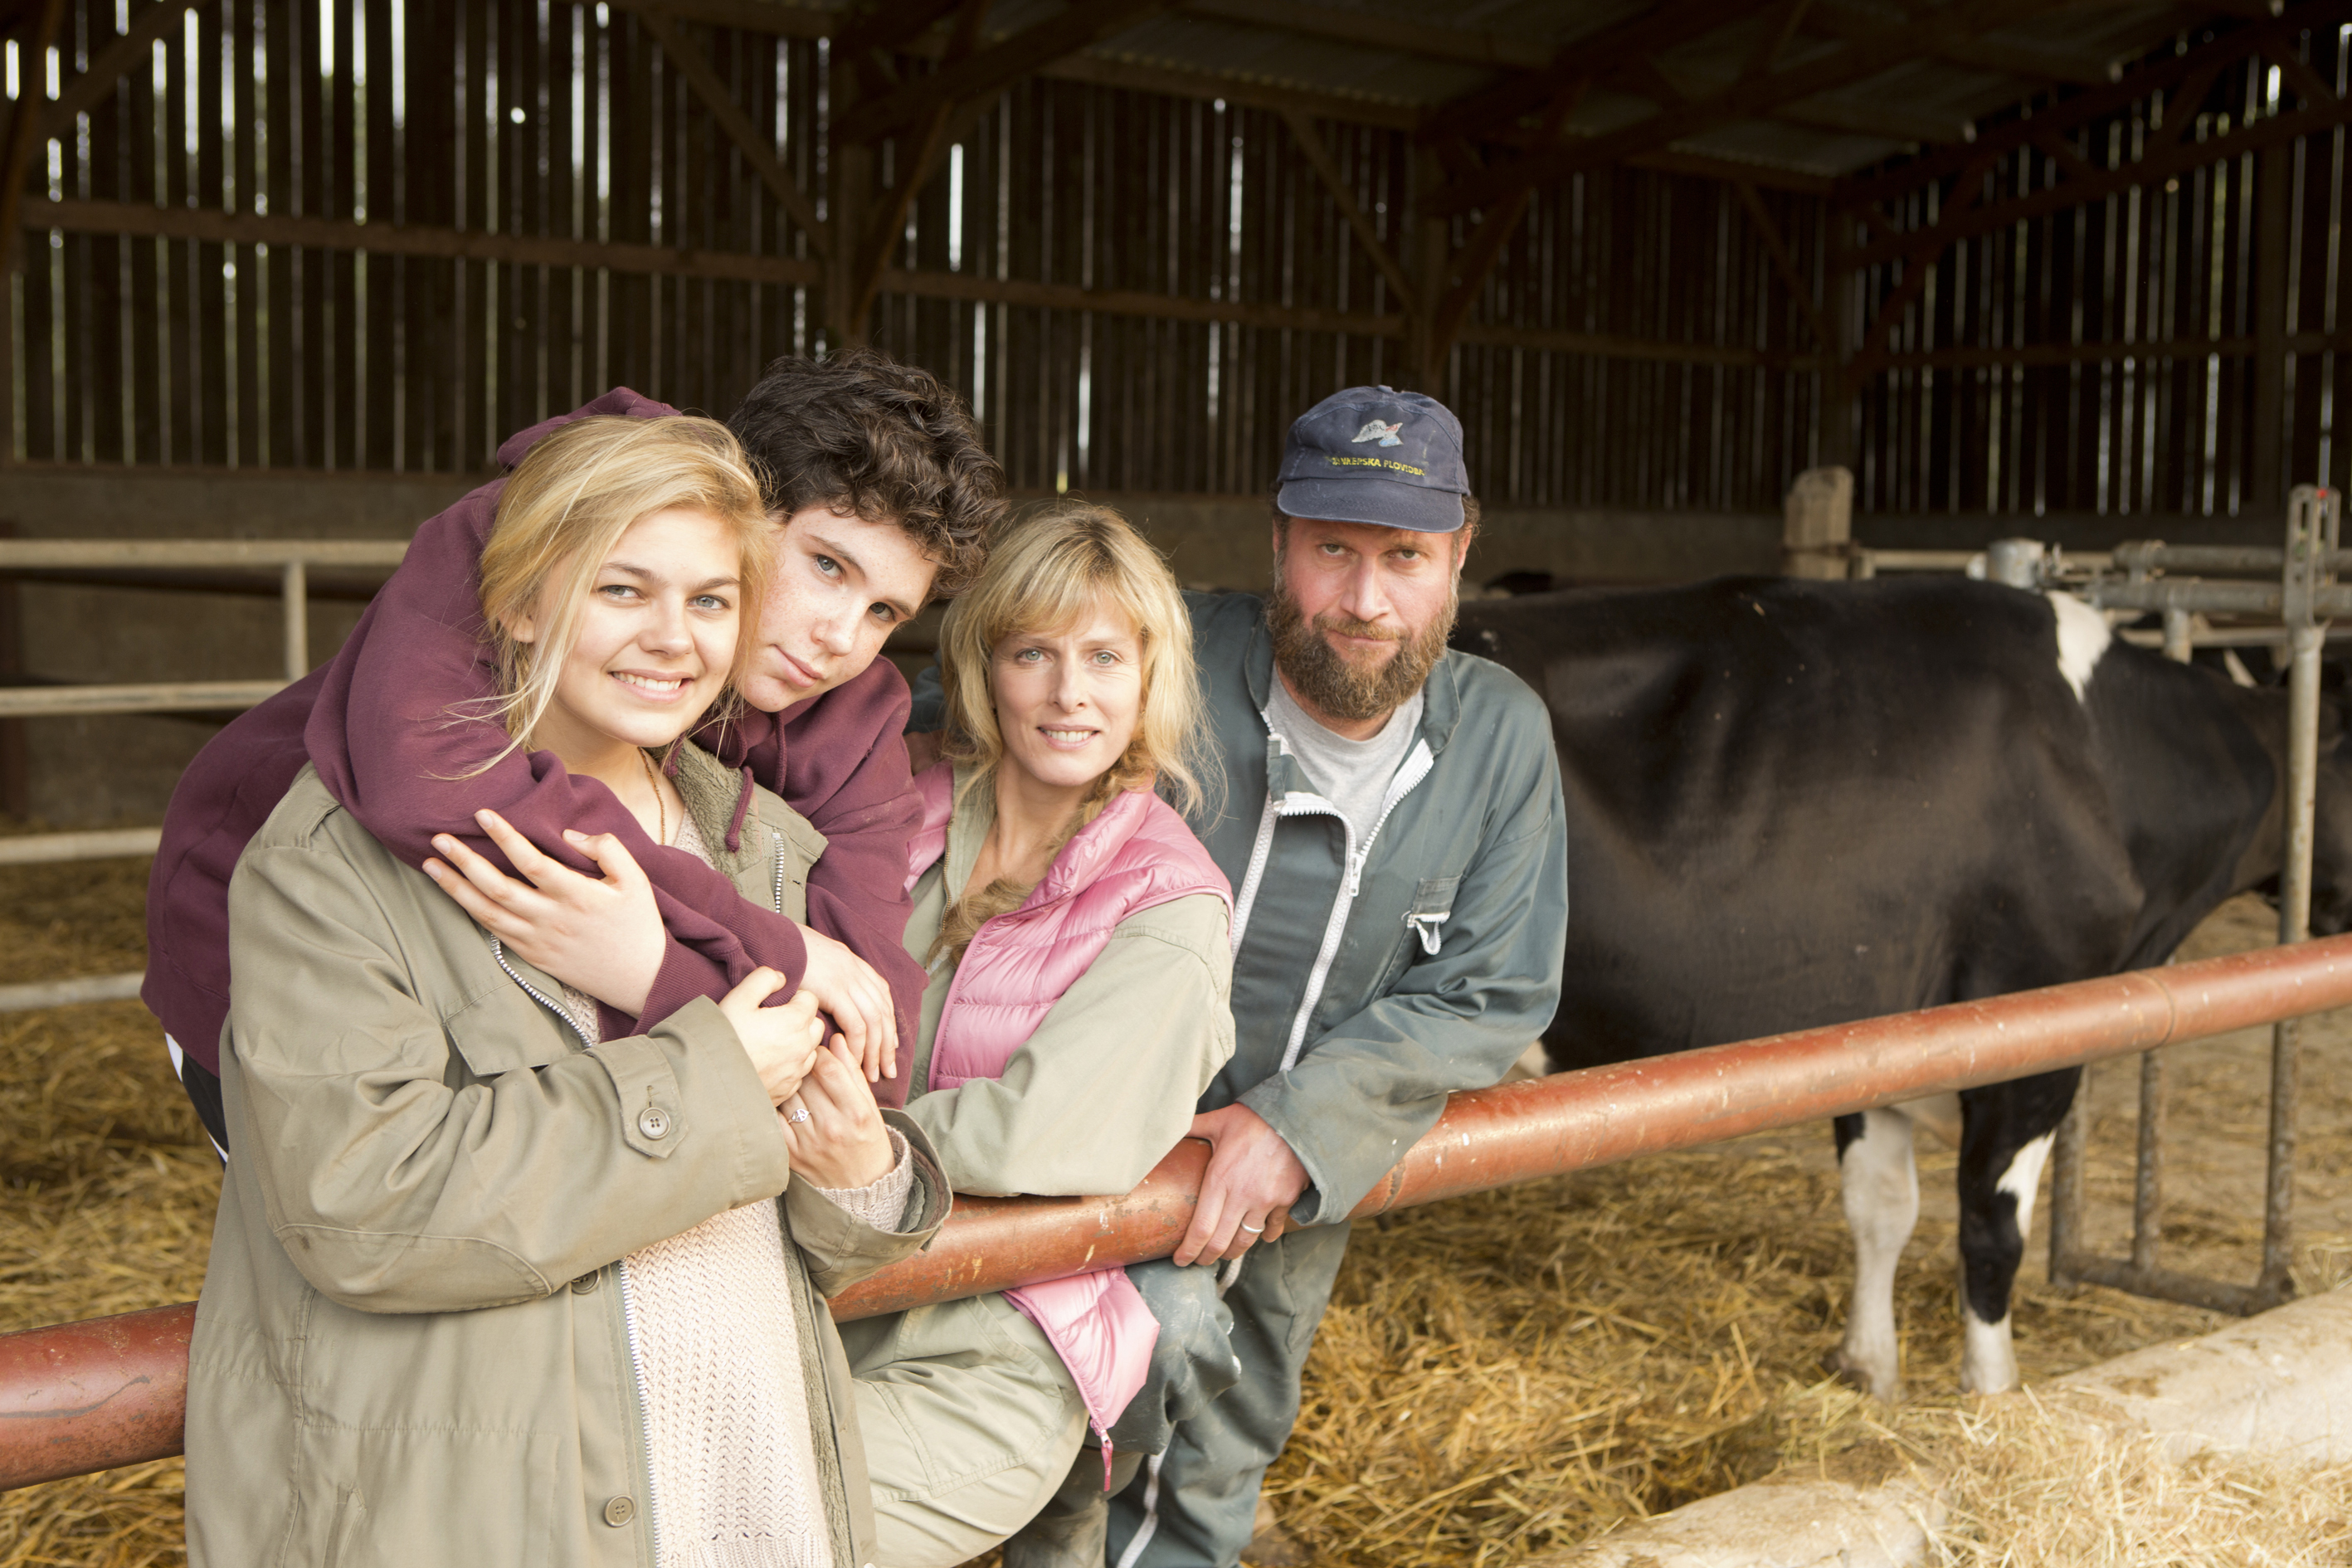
0, 538, 407, 1011
8, 928, 2352, 1489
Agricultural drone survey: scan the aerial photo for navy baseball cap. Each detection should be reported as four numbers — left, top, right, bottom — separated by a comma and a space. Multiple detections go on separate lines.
1275, 386, 1468, 533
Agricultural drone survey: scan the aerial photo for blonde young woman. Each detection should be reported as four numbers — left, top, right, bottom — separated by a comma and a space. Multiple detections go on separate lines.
185, 416, 947, 1568
841, 504, 1236, 1568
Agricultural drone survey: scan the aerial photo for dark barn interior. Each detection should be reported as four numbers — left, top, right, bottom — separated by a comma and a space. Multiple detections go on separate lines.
0, 0, 2344, 821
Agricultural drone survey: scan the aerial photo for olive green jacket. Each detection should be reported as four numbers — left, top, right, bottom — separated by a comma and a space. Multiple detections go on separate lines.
186, 748, 947, 1568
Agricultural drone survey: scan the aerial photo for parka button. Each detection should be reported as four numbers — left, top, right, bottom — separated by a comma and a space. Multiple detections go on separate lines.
637, 1106, 670, 1140
603, 1495, 636, 1527
570, 1271, 600, 1294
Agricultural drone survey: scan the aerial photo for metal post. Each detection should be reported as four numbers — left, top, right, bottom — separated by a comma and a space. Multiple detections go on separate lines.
1984, 538, 2045, 590
2048, 1084, 2086, 1288
2130, 1050, 2165, 1273
2161, 606, 2194, 663
2257, 485, 2339, 1305
281, 559, 309, 681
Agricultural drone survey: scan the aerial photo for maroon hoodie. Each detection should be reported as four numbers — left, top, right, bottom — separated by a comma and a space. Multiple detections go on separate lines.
144, 389, 924, 1107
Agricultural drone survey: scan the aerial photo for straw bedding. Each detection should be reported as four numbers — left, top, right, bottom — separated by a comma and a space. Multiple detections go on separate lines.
4, 863, 2349, 1566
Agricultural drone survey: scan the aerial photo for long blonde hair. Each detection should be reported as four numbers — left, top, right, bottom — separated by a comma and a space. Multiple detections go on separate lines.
932, 503, 1208, 959
467, 415, 771, 772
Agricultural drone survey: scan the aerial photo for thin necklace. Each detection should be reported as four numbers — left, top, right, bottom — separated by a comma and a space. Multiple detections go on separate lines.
639, 748, 670, 845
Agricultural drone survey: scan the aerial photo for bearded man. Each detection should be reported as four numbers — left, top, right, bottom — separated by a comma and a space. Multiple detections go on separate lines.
912, 386, 1568, 1568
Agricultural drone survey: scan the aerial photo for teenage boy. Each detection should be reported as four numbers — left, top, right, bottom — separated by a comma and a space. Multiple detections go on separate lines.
146, 350, 1001, 1150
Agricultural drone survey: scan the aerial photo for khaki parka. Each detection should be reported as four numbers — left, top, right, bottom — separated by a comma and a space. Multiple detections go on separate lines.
185, 747, 947, 1568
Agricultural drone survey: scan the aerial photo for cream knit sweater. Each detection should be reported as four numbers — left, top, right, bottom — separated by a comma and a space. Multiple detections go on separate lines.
557, 812, 913, 1568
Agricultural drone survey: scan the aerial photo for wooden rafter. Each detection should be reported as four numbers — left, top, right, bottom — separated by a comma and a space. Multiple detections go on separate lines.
1807, 0, 2124, 85
1735, 181, 1833, 349
1278, 109, 1415, 304
633, 7, 832, 258
1743, 0, 1816, 80
1419, 88, 1587, 377
1179, 0, 1550, 71
1849, 147, 2002, 368
1843, 75, 2352, 278
842, 0, 991, 335
1838, 3, 2345, 207
41, 0, 198, 135
1774, 95, 1977, 144
2027, 124, 2103, 183
2259, 36, 2340, 107
1426, 0, 2053, 217
1419, 0, 1763, 150
833, 0, 1167, 147
0, 0, 62, 271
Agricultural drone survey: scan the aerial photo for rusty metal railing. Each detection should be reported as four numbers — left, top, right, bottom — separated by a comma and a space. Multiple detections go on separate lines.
11, 928, 2352, 1489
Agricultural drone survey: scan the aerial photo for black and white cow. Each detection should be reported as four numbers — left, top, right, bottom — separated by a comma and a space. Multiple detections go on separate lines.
1455, 574, 2352, 1400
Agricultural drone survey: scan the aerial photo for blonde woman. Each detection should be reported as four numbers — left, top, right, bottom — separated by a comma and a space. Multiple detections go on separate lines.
842, 504, 1236, 1568
186, 416, 947, 1568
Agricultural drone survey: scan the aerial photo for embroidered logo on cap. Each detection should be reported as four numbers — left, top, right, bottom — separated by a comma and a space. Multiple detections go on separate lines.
1350, 418, 1404, 448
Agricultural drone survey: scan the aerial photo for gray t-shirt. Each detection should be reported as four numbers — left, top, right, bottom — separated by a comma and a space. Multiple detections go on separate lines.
1265, 675, 1424, 846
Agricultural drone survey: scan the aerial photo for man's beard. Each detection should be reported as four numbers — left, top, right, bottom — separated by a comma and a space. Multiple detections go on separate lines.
1267, 580, 1456, 724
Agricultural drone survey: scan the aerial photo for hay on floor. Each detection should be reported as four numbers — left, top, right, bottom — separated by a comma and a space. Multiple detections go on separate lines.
4, 859, 2348, 1567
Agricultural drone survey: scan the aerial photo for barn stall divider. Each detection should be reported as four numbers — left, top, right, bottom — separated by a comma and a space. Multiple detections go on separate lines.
12, 924, 2352, 1490
0, 536, 406, 1009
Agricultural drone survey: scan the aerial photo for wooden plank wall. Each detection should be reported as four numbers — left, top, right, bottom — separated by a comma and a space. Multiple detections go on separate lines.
1851, 22, 2352, 516
4, 2, 2344, 521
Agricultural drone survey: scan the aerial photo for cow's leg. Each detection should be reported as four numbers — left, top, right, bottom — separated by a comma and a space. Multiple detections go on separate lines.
1955, 1069, 2077, 1395
1829, 1108, 1918, 1403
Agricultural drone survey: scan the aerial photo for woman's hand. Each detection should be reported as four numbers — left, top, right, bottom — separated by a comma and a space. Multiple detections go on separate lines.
779, 1035, 896, 1190
719, 968, 826, 1107
425, 811, 665, 1016
795, 926, 899, 1085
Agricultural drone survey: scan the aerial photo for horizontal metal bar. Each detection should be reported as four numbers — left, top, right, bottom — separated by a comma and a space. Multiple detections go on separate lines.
0, 971, 144, 1011
2116, 626, 2352, 650
0, 539, 409, 570
1853, 548, 2116, 573
2054, 1252, 2279, 1317
17, 928, 2352, 1488
0, 680, 284, 718
2110, 543, 2352, 577
2085, 580, 2302, 616
0, 829, 161, 865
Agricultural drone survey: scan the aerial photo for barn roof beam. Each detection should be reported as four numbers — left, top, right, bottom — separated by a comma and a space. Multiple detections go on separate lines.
1806, 0, 2126, 84
1415, 0, 1763, 149
831, 0, 1169, 147
1839, 68, 2352, 289
632, 7, 834, 259
40, 0, 199, 137
1735, 181, 1834, 350
1836, 0, 2342, 206
838, 0, 993, 336
1278, 109, 1417, 306
1176, 0, 1552, 71
1423, 0, 2055, 217
1770, 94, 1981, 143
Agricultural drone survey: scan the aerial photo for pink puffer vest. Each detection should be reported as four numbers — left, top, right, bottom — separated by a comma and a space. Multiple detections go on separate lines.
903, 762, 1231, 1449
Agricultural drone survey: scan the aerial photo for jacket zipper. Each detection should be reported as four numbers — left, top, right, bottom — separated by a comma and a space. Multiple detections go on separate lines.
489, 937, 663, 1563
771, 827, 786, 914
1235, 721, 1437, 1072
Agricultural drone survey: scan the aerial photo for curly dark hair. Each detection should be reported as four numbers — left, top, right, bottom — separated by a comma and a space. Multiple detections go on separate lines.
727, 348, 1002, 599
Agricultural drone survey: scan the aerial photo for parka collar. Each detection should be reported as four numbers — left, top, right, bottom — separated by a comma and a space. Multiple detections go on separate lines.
1241, 595, 1463, 759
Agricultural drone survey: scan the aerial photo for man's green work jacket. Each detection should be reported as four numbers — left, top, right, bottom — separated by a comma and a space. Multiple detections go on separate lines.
1179, 590, 1569, 1225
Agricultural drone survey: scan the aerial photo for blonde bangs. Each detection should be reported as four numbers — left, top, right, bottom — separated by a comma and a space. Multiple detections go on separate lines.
465, 415, 772, 772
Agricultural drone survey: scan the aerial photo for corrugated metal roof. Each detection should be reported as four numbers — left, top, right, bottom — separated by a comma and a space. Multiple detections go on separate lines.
975, 0, 2228, 177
